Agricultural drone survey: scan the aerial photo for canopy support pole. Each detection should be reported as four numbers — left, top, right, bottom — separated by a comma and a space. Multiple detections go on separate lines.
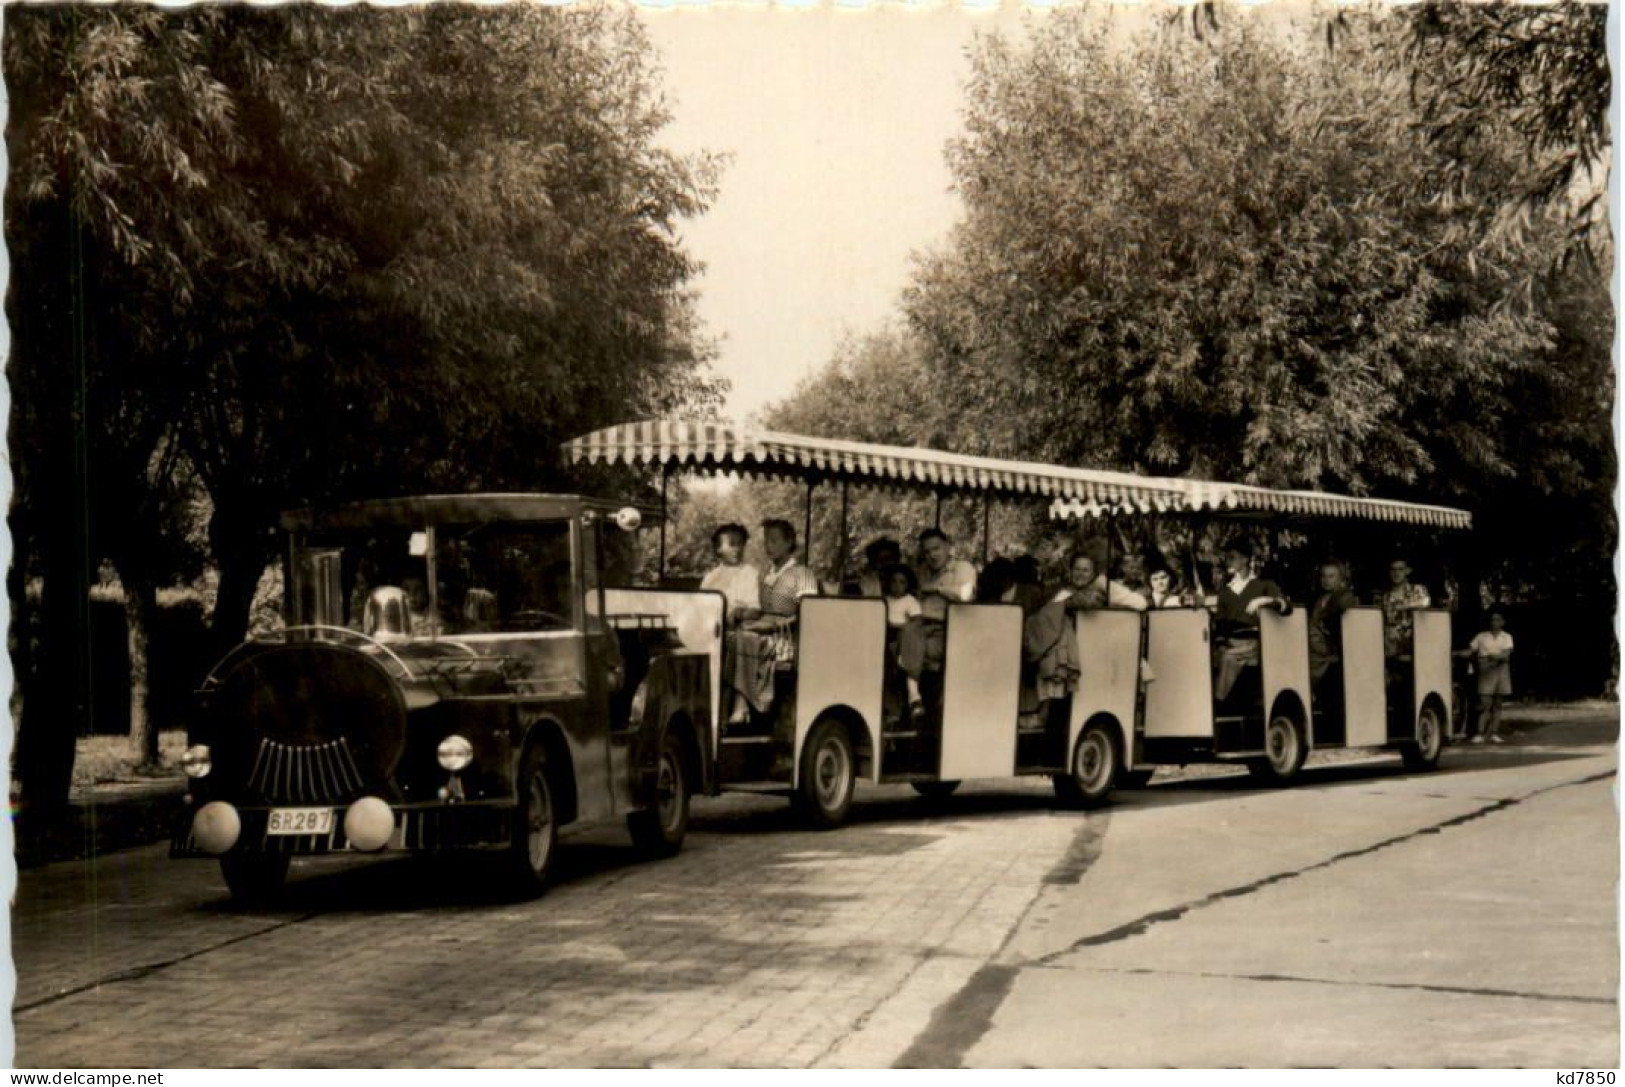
659, 467, 669, 581
1189, 514, 1209, 600
981, 496, 992, 564
1105, 511, 1115, 587
837, 480, 850, 586
804, 479, 815, 571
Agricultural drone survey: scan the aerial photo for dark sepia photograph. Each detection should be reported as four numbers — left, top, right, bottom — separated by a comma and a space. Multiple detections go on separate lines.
4, 0, 1615, 1069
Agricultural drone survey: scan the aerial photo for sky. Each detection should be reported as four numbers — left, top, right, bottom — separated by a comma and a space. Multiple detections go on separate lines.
638, 3, 1310, 423
638, 3, 1040, 420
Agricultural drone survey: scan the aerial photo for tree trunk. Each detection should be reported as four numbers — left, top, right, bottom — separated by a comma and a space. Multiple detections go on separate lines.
124, 576, 160, 770
211, 538, 270, 656
17, 545, 90, 824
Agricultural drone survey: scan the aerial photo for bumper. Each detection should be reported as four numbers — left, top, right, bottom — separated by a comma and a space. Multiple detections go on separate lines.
170, 800, 514, 858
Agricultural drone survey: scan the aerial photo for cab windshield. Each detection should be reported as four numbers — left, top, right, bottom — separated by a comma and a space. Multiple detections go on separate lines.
291, 521, 576, 638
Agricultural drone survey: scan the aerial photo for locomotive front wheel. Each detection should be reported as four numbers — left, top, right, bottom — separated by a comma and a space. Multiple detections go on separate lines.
505, 745, 558, 896
1054, 723, 1118, 808
1402, 704, 1445, 772
795, 719, 855, 830
220, 853, 291, 907
628, 731, 690, 858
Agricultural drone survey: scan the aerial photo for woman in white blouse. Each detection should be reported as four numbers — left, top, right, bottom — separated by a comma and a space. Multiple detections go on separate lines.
700, 523, 761, 616
701, 523, 762, 725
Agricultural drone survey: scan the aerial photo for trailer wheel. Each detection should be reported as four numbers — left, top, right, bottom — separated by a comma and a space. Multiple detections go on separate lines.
628, 730, 690, 858
911, 780, 960, 801
796, 718, 856, 829
1249, 714, 1307, 785
504, 743, 558, 896
1053, 722, 1118, 808
221, 853, 290, 907
1402, 703, 1445, 772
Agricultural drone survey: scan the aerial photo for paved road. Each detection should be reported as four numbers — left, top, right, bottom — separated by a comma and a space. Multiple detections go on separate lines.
12, 712, 1617, 1068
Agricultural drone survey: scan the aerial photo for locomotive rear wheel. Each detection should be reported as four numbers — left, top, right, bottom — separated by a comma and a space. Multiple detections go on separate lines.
504, 745, 558, 896
628, 731, 690, 858
220, 853, 291, 907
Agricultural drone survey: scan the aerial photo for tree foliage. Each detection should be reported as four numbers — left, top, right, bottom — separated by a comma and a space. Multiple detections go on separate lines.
774, 8, 1610, 687
8, 3, 722, 624
1399, 0, 1610, 268
5, 4, 722, 807
906, 16, 1575, 498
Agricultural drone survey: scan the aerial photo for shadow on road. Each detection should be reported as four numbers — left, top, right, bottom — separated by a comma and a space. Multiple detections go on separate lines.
185, 717, 1615, 917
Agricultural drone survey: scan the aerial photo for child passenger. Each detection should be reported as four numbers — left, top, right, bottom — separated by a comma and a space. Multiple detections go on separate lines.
881, 563, 924, 714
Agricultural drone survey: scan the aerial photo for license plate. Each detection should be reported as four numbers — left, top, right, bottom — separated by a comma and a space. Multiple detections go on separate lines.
267, 808, 334, 836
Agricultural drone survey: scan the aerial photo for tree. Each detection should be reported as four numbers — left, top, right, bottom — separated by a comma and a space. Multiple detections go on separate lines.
906, 16, 1570, 495
1398, 1, 1610, 270
782, 9, 1610, 689
6, 5, 723, 811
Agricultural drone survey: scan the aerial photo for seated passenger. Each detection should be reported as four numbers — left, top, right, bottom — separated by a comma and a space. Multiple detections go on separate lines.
1020, 592, 1081, 731
1213, 539, 1288, 701
1117, 552, 1150, 596
857, 537, 902, 598
1054, 553, 1148, 612
724, 519, 818, 724
1308, 559, 1358, 683
403, 576, 435, 636
1009, 554, 1050, 616
916, 528, 978, 621
1146, 564, 1186, 609
703, 523, 763, 726
977, 557, 1018, 604
882, 563, 923, 629
897, 528, 978, 688
880, 563, 924, 720
700, 523, 762, 621
462, 587, 499, 633
1379, 557, 1430, 663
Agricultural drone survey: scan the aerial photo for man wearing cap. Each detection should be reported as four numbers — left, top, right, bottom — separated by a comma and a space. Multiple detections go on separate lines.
1213, 538, 1288, 701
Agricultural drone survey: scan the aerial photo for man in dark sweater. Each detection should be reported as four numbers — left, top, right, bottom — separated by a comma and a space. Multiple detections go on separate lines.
1213, 539, 1288, 701
1308, 559, 1359, 683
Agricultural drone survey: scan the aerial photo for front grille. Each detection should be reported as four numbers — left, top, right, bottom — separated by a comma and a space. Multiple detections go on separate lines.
245, 737, 367, 804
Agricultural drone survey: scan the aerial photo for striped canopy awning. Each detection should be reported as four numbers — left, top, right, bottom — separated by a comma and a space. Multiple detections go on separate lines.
1052, 485, 1472, 530
563, 419, 1471, 529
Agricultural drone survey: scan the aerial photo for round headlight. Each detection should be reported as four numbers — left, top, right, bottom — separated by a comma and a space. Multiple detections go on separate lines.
437, 735, 473, 772
180, 744, 212, 779
191, 801, 240, 855
344, 796, 395, 853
